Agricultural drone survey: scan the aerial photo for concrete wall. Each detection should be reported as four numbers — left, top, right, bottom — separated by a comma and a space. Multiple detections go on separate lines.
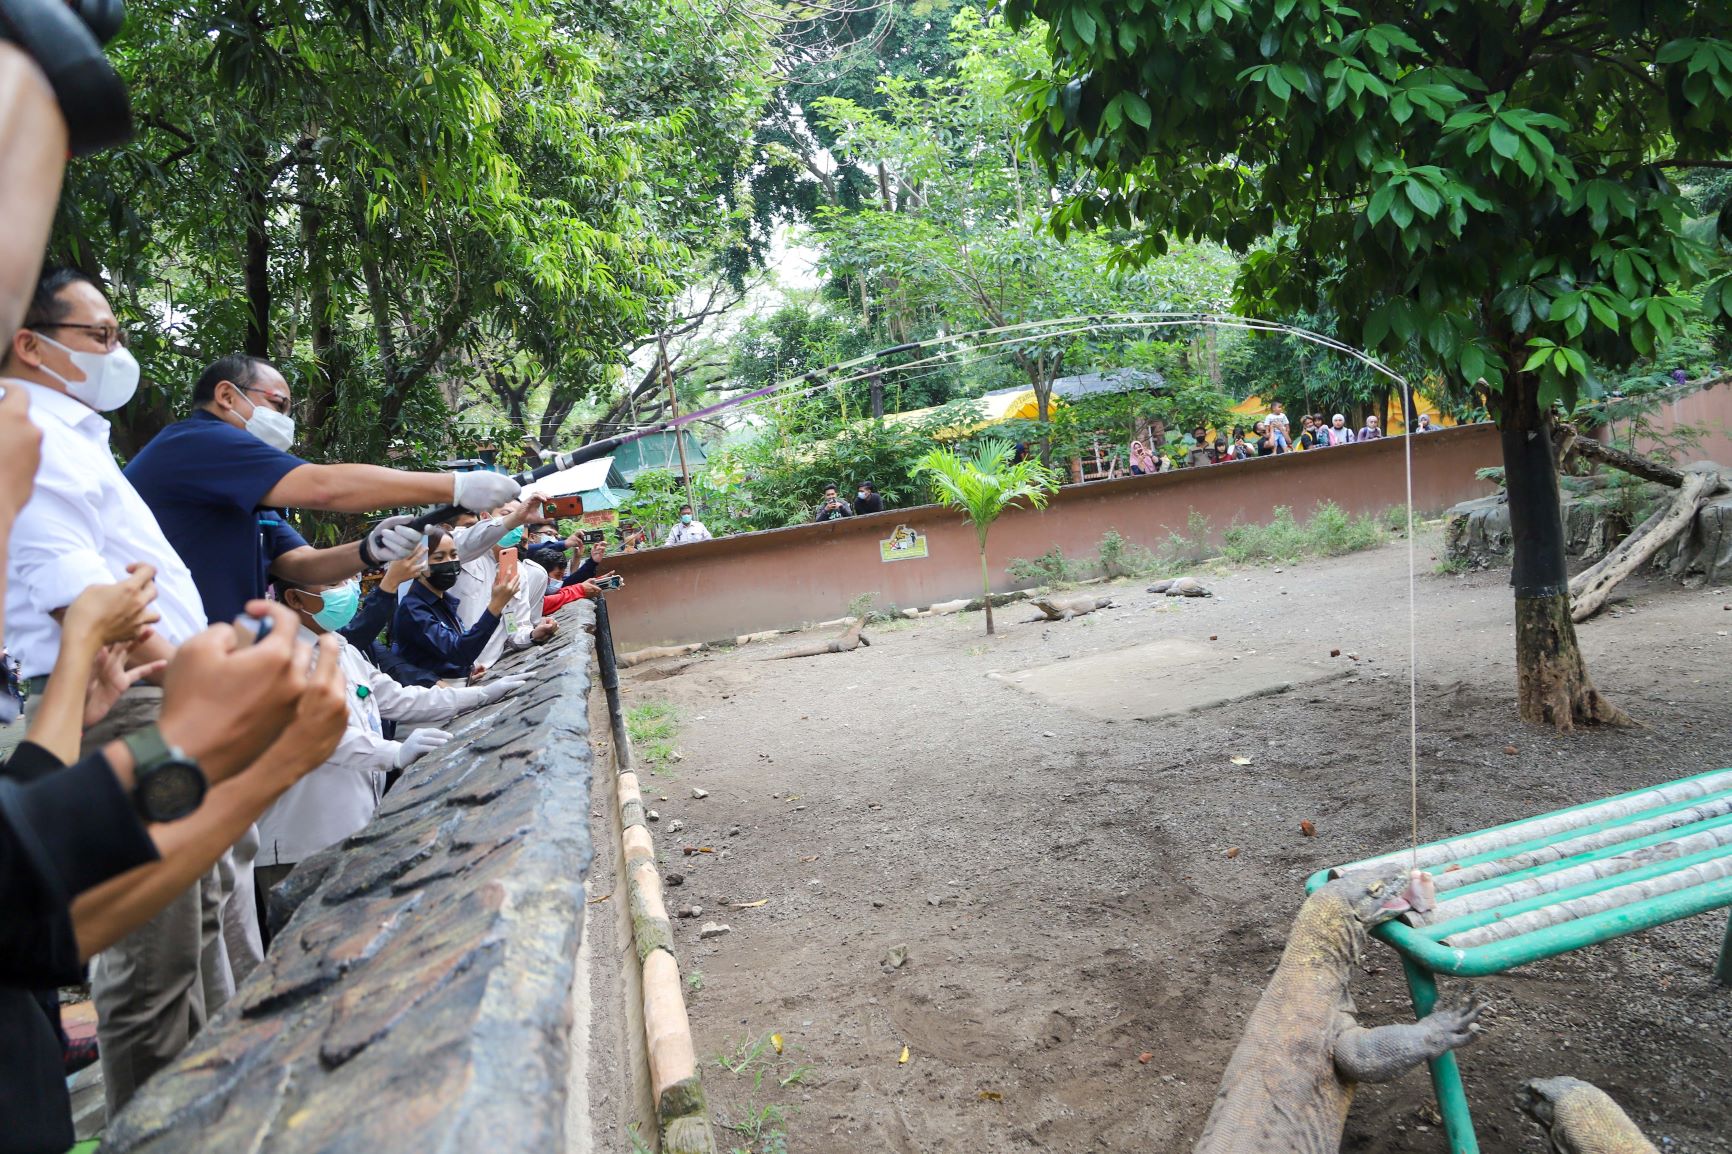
106, 607, 598, 1154
603, 423, 1503, 650
1623, 378, 1732, 468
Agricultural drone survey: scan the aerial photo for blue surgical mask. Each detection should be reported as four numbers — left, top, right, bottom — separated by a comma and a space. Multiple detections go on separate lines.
498, 526, 525, 548
309, 581, 360, 631
545, 577, 564, 593
681, 513, 692, 524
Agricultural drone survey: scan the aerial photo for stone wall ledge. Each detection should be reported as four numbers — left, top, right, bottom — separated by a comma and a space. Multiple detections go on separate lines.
104, 602, 599, 1154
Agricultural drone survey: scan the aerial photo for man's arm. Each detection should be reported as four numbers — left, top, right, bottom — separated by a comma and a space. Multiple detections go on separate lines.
270, 541, 367, 586
264, 463, 455, 513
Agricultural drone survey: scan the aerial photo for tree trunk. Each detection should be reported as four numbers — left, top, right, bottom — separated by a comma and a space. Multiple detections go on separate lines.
980, 547, 995, 635
242, 146, 271, 358
1500, 399, 1632, 728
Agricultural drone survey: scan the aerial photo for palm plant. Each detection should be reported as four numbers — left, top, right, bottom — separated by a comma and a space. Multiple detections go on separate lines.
913, 438, 1061, 635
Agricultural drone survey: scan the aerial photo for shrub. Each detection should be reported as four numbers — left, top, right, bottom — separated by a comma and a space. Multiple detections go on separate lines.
1096, 528, 1157, 578
1309, 500, 1386, 556
1221, 505, 1308, 564
1007, 546, 1078, 587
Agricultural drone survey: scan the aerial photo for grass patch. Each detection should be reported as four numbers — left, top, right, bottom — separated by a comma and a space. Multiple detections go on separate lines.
1220, 501, 1386, 565
626, 701, 679, 773
714, 1032, 807, 1154
1096, 527, 1159, 578
1154, 509, 1214, 571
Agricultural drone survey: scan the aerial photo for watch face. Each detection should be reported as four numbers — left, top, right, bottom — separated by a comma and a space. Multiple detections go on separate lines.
139, 762, 205, 822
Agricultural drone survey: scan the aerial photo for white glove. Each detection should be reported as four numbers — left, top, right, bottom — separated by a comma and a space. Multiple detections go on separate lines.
393, 727, 452, 768
361, 514, 421, 566
480, 677, 527, 704
451, 470, 520, 512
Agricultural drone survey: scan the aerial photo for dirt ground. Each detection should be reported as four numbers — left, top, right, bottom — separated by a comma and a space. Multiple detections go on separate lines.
586, 523, 1732, 1154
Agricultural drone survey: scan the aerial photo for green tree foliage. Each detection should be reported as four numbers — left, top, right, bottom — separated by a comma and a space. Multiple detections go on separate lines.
1006, 0, 1732, 728
808, 8, 1239, 448
53, 0, 775, 468
914, 438, 1060, 633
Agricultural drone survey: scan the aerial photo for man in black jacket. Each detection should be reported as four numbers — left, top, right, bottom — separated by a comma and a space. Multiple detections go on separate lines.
853, 481, 885, 515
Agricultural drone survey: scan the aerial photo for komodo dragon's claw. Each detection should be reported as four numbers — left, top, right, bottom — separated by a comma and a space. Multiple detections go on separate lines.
1423, 992, 1488, 1049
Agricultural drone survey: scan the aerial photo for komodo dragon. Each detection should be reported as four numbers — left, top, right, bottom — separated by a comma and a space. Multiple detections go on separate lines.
768, 616, 869, 659
1519, 1077, 1659, 1154
1193, 865, 1485, 1154
1029, 594, 1113, 621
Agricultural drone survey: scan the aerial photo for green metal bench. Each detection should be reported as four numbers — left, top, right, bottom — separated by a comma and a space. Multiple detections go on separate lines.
1306, 766, 1732, 1154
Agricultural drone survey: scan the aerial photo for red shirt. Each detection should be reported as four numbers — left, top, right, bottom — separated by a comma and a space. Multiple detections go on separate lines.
542, 583, 589, 615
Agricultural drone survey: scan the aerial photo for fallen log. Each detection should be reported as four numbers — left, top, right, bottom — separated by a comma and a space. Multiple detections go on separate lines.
1566, 430, 1690, 489
1569, 471, 1716, 622
769, 616, 869, 659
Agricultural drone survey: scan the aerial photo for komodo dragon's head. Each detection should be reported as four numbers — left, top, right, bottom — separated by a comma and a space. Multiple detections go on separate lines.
1518, 1077, 1659, 1153
1326, 863, 1438, 926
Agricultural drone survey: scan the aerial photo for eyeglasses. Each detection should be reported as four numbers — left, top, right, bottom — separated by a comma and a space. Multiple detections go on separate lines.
239, 385, 291, 414
36, 322, 128, 350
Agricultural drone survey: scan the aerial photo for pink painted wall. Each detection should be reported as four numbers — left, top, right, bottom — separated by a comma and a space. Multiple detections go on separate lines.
600, 423, 1503, 650
1622, 379, 1732, 468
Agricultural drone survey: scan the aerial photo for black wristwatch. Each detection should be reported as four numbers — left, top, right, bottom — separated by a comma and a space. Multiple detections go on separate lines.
122, 725, 207, 823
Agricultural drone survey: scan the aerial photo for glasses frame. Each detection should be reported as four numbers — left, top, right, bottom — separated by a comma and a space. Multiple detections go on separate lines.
36, 321, 128, 351
238, 384, 292, 415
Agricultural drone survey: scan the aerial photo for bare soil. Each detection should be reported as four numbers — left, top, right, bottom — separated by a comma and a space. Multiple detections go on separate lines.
587, 524, 1732, 1153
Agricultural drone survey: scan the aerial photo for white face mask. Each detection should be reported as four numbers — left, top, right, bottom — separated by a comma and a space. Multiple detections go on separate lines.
237, 389, 296, 451
34, 332, 140, 412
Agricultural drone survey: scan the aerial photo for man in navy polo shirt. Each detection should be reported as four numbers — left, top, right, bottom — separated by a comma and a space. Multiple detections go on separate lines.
123, 352, 521, 975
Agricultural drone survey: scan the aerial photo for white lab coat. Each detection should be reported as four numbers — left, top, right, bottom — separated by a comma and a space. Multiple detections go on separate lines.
256, 628, 489, 866
474, 558, 548, 672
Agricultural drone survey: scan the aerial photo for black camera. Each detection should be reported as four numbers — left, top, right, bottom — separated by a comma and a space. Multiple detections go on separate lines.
0, 0, 132, 154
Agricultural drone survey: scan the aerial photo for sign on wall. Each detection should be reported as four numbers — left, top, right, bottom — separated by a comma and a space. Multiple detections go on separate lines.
880, 524, 929, 562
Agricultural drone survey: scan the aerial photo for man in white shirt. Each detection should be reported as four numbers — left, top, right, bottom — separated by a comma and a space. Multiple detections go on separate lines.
666, 503, 712, 546
255, 574, 525, 943
0, 267, 226, 1110
444, 501, 556, 676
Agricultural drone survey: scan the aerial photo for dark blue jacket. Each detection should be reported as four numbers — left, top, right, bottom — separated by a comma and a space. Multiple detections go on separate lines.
390, 581, 499, 686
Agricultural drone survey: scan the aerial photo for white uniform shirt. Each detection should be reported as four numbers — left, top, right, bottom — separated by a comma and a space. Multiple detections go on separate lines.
2, 379, 207, 678
256, 629, 489, 866
665, 520, 711, 546
475, 558, 547, 672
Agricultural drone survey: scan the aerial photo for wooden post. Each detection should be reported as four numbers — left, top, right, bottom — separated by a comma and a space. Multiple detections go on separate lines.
869, 373, 884, 419
657, 329, 694, 510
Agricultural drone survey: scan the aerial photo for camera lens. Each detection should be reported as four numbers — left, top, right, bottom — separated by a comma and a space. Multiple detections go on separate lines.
70, 0, 124, 43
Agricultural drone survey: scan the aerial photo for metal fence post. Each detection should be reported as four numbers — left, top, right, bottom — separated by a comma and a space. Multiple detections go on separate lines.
592, 594, 631, 773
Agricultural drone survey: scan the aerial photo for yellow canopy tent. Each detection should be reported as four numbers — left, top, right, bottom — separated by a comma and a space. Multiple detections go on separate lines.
882, 389, 1057, 440
1230, 392, 1452, 435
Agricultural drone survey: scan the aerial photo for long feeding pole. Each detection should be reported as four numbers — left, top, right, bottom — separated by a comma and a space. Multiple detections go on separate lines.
657, 329, 694, 511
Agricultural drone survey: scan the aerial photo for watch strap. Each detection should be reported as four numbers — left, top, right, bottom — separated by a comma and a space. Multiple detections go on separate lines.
122, 724, 172, 771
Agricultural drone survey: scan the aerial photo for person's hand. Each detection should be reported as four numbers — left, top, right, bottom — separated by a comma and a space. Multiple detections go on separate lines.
393, 727, 451, 769
83, 643, 167, 729
363, 514, 421, 565
488, 569, 521, 614
469, 663, 488, 682
579, 579, 604, 598
507, 491, 545, 528
0, 384, 42, 524
589, 541, 606, 563
379, 544, 427, 594
156, 601, 316, 783
245, 634, 349, 786
451, 469, 520, 512
531, 618, 558, 642
479, 677, 526, 704
61, 563, 159, 648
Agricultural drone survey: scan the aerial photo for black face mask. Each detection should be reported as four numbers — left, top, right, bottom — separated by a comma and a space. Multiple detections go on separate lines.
426, 560, 461, 591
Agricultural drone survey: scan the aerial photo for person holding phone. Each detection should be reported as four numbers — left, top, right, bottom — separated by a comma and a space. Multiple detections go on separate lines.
389, 527, 515, 687
813, 483, 854, 522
